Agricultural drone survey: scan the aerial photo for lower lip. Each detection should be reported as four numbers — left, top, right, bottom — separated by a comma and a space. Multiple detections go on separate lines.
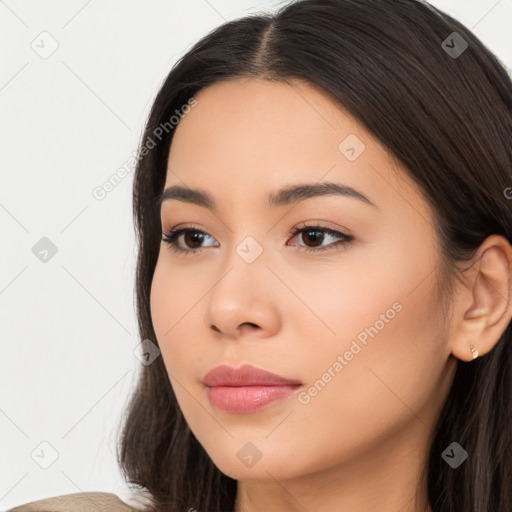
205, 385, 302, 413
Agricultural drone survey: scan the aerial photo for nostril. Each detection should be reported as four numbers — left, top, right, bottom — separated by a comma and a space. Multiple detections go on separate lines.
240, 322, 261, 333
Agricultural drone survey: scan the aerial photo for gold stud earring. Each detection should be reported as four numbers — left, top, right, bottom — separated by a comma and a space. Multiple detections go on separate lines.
470, 344, 479, 360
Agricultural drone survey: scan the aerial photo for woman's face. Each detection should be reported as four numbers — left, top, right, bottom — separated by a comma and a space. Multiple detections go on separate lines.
150, 78, 456, 481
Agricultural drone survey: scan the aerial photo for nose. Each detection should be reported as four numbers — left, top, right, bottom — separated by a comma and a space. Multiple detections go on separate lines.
204, 253, 281, 341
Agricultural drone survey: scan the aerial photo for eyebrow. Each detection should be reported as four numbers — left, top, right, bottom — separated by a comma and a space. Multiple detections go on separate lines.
155, 182, 378, 211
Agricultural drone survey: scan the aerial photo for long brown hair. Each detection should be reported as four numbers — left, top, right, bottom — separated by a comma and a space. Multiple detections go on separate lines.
116, 1, 512, 510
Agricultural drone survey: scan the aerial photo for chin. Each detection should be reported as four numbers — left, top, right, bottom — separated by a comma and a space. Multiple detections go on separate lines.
201, 439, 308, 482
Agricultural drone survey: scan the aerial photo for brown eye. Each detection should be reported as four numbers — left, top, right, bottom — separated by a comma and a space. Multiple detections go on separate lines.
183, 231, 205, 249
300, 229, 325, 248
162, 228, 218, 254
288, 225, 354, 253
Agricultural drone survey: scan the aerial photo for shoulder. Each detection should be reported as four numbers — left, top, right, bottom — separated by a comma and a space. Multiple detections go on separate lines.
5, 491, 147, 512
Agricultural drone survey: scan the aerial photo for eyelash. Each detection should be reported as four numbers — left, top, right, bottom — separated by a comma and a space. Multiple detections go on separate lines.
161, 223, 354, 255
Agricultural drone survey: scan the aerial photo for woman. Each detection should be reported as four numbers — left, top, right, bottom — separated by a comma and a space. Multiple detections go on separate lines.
10, 0, 512, 510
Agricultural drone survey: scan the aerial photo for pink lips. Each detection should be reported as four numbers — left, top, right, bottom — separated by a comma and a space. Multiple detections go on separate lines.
202, 364, 302, 413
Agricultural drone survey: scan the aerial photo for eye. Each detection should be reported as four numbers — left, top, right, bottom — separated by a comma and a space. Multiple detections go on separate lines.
161, 223, 354, 255
287, 223, 354, 253
161, 227, 218, 255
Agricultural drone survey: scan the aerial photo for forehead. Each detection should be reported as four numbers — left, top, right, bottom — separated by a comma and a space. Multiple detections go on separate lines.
170, 78, 367, 161
164, 78, 431, 225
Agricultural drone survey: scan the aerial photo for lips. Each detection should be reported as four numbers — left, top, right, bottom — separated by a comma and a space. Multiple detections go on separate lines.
202, 364, 303, 413
202, 364, 302, 387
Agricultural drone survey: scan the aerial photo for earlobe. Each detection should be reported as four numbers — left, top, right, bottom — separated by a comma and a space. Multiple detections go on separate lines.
450, 315, 487, 362
449, 235, 512, 362
469, 344, 479, 360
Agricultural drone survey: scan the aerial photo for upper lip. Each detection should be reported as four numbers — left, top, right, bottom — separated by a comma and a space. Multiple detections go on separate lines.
202, 364, 302, 387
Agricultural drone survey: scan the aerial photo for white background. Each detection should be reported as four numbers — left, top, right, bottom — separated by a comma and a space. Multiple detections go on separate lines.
1, 0, 511, 509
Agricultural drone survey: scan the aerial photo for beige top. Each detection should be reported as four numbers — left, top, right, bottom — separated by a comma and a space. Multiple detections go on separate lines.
6, 492, 151, 512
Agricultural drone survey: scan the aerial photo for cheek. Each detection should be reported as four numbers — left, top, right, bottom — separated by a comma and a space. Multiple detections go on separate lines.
291, 240, 444, 416
270, 283, 445, 478
278, 240, 430, 354
149, 262, 170, 344
149, 259, 217, 428
149, 261, 185, 368
149, 258, 208, 376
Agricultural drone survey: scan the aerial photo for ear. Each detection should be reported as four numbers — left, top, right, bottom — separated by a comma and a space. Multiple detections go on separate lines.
450, 234, 512, 362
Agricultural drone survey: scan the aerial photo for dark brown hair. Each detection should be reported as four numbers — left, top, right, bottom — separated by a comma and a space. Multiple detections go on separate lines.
116, 1, 512, 510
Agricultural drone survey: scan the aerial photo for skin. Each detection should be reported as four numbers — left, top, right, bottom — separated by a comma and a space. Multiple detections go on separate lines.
150, 78, 512, 512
